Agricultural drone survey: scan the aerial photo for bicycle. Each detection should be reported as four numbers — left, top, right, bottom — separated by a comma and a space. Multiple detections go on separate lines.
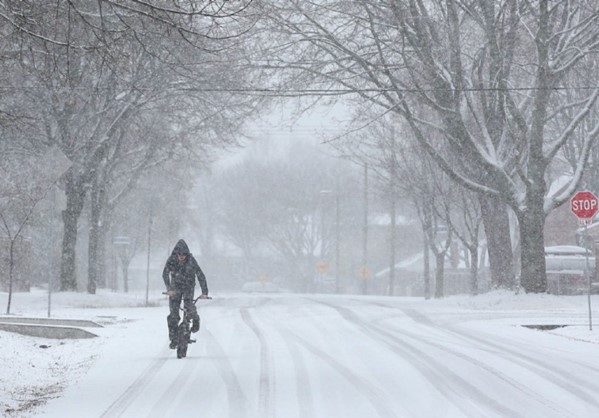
163, 292, 211, 359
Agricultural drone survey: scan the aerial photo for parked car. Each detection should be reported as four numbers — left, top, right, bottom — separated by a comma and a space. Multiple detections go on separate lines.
241, 281, 287, 293
545, 246, 596, 295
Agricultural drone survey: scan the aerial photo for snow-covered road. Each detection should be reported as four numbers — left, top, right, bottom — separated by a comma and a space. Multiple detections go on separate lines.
34, 293, 599, 418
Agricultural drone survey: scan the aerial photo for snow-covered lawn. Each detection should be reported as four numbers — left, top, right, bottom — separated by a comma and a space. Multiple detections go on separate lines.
0, 289, 160, 418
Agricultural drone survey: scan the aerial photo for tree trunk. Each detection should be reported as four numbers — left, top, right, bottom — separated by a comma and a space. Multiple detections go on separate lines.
96, 226, 108, 288
87, 176, 107, 294
87, 195, 100, 294
60, 173, 87, 291
518, 1, 551, 294
423, 230, 431, 300
518, 186, 548, 293
5, 240, 15, 314
469, 245, 479, 295
97, 211, 114, 289
434, 252, 445, 298
480, 195, 515, 289
121, 262, 130, 293
518, 213, 547, 293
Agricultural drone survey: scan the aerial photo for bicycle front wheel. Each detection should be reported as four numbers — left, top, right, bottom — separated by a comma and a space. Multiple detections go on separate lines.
176, 322, 189, 359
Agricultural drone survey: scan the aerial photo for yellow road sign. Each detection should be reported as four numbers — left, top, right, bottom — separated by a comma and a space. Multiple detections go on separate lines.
316, 260, 328, 273
359, 266, 370, 279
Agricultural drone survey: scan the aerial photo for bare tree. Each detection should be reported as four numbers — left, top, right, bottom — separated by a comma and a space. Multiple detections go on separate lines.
0, 0, 262, 292
0, 1, 256, 48
0, 148, 69, 313
259, 0, 599, 293
211, 142, 355, 292
447, 187, 484, 295
213, 161, 272, 266
392, 142, 455, 298
332, 114, 404, 296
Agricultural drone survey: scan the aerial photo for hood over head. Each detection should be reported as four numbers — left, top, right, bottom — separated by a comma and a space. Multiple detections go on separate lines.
172, 239, 190, 256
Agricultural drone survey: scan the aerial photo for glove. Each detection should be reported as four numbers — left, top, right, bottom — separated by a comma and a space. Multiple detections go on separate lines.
199, 294, 209, 299
191, 319, 200, 333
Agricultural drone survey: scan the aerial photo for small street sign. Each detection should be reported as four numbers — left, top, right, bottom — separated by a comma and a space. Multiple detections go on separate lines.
112, 236, 131, 246
359, 266, 370, 280
316, 260, 328, 274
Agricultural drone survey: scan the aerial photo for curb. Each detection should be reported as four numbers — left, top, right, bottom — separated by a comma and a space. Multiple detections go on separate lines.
0, 318, 102, 339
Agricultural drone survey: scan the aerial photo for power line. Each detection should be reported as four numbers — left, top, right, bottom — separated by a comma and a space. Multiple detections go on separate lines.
179, 85, 599, 93
1, 85, 599, 95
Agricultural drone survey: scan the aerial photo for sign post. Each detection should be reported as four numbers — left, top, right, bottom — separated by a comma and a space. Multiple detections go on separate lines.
570, 190, 599, 331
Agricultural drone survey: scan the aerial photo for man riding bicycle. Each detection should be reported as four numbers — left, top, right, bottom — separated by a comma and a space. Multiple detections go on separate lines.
163, 239, 209, 349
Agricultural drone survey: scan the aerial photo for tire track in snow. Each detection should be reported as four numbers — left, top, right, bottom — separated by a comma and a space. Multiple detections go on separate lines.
147, 302, 251, 418
240, 307, 274, 418
274, 328, 316, 418
99, 347, 170, 418
398, 306, 599, 409
390, 313, 574, 416
359, 304, 578, 416
99, 301, 225, 418
255, 296, 318, 417
147, 354, 203, 418
201, 329, 252, 418
354, 298, 599, 408
316, 300, 524, 418
276, 326, 405, 418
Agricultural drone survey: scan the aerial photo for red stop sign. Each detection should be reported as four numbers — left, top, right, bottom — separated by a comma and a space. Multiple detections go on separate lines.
571, 191, 599, 219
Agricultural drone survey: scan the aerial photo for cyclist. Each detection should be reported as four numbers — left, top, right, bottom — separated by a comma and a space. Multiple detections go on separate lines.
163, 239, 209, 349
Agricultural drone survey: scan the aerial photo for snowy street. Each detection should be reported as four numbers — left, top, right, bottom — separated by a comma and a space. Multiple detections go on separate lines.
16, 292, 599, 418
4, 3, 599, 418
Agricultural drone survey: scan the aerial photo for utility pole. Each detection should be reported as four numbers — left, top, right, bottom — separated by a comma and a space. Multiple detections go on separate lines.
362, 163, 369, 295
48, 183, 57, 317
335, 178, 341, 293
318, 189, 333, 293
145, 202, 154, 306
389, 131, 397, 296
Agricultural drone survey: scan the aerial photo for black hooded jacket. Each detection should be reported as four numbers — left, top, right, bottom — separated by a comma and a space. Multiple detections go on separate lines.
162, 239, 208, 294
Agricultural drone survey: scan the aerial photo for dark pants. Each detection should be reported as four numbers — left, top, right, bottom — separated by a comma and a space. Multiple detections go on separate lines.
167, 287, 199, 341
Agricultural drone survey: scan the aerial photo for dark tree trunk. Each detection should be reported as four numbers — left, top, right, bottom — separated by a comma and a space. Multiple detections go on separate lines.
518, 210, 547, 293
97, 212, 114, 289
96, 226, 108, 288
518, 0, 550, 293
434, 252, 445, 298
469, 245, 479, 295
518, 174, 548, 293
423, 230, 431, 300
87, 176, 106, 294
87, 200, 100, 294
121, 261, 130, 293
5, 240, 15, 314
480, 195, 515, 289
60, 173, 87, 291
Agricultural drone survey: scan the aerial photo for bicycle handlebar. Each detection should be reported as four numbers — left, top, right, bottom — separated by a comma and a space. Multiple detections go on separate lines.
162, 291, 212, 301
